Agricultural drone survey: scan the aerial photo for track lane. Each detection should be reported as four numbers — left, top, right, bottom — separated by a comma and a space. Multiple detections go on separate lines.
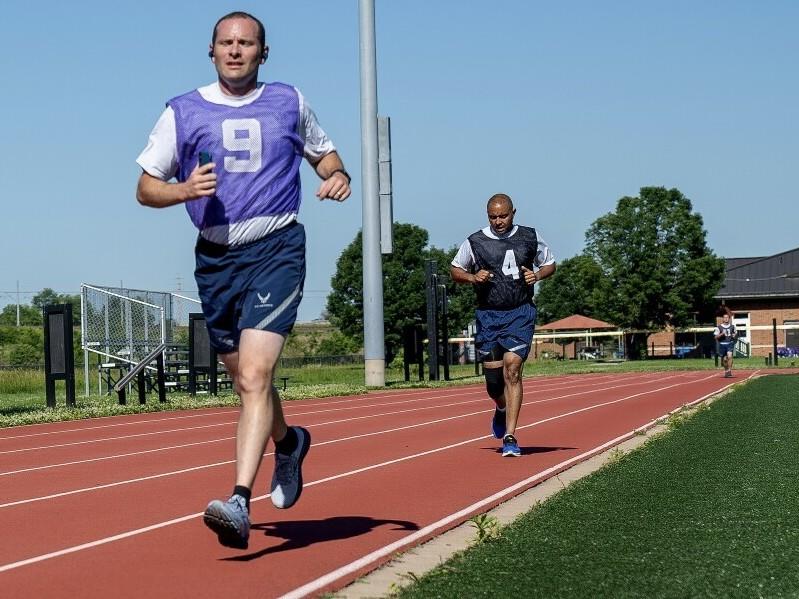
0, 371, 747, 597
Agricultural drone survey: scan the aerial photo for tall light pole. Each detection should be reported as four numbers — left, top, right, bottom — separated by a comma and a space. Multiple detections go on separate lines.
359, 0, 385, 386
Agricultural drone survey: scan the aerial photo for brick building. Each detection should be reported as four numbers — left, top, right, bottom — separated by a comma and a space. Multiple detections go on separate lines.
714, 247, 799, 357
533, 248, 799, 360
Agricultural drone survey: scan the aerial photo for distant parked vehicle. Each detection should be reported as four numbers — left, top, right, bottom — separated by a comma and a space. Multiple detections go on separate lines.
674, 345, 695, 358
776, 347, 799, 358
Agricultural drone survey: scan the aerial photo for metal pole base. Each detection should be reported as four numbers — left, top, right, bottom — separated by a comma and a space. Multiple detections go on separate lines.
364, 359, 385, 387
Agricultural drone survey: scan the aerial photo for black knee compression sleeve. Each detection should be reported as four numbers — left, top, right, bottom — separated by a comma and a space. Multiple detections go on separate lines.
484, 367, 505, 400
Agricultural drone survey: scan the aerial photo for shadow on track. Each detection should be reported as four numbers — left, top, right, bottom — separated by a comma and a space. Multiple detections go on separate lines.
222, 516, 419, 561
480, 445, 576, 456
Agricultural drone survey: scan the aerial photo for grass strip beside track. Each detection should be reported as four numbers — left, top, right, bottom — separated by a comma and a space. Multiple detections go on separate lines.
395, 375, 799, 598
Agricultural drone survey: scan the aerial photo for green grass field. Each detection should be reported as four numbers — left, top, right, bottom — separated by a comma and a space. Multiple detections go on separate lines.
395, 374, 799, 598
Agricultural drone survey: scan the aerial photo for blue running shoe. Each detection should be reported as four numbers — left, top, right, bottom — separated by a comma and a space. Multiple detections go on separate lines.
491, 408, 506, 439
203, 494, 250, 549
502, 434, 521, 457
271, 426, 311, 509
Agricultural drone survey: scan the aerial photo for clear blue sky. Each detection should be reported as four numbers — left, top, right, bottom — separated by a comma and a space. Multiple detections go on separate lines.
1, 1, 796, 321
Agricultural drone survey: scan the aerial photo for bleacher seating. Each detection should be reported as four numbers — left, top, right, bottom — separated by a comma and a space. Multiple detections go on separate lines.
99, 344, 232, 395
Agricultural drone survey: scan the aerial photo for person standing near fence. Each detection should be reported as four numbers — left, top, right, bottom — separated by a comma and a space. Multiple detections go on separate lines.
450, 194, 556, 457
135, 11, 351, 549
714, 306, 737, 378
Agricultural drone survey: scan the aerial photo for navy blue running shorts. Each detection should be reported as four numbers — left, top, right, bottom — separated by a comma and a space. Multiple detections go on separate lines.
475, 303, 537, 362
718, 341, 734, 356
194, 222, 306, 354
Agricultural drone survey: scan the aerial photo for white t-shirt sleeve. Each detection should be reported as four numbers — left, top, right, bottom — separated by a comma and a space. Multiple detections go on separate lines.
136, 106, 178, 181
535, 235, 556, 268
297, 89, 336, 161
451, 240, 475, 272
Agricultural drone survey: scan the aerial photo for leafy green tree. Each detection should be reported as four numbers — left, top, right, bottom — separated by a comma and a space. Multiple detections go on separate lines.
315, 331, 362, 356
0, 304, 41, 326
283, 328, 334, 357
32, 288, 61, 309
535, 254, 611, 325
327, 223, 475, 364
585, 187, 725, 358
32, 288, 81, 325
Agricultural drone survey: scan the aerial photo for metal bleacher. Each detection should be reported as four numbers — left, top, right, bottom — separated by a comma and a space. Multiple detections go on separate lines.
99, 344, 232, 396
163, 344, 232, 394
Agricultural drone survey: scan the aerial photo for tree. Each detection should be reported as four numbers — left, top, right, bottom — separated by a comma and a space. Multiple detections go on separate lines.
315, 331, 361, 356
31, 288, 62, 310
0, 304, 41, 326
327, 223, 475, 364
535, 254, 611, 325
32, 288, 81, 325
585, 187, 725, 358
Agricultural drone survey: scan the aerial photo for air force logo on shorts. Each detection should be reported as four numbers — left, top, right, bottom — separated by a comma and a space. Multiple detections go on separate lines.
255, 292, 273, 309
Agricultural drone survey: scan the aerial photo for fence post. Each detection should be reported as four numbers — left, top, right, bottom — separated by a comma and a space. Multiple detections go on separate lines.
156, 353, 166, 403
439, 284, 450, 381
416, 326, 425, 381
773, 318, 779, 366
425, 260, 440, 381
137, 370, 146, 404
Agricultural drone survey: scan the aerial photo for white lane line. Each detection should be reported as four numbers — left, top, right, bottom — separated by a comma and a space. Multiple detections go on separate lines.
0, 421, 235, 455
0, 436, 235, 477
0, 371, 650, 442
280, 372, 740, 599
0, 372, 719, 571
277, 431, 637, 599
0, 410, 236, 441
0, 409, 492, 509
2, 372, 687, 468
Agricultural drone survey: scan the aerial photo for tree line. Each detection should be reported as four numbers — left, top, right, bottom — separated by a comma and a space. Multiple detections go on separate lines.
326, 186, 725, 360
0, 289, 80, 327
1, 186, 725, 366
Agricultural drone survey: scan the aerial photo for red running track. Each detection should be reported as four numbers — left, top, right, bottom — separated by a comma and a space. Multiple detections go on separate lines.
0, 370, 760, 598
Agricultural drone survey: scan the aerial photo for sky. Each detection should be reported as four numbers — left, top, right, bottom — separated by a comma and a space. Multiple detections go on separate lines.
1, 1, 797, 322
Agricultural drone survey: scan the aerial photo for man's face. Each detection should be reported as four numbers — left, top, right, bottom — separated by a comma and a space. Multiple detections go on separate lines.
722, 314, 730, 324
487, 201, 515, 235
210, 17, 264, 90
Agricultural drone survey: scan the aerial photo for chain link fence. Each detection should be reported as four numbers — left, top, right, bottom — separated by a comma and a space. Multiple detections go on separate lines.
81, 284, 168, 364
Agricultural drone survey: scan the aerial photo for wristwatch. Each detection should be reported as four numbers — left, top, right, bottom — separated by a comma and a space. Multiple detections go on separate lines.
330, 168, 351, 184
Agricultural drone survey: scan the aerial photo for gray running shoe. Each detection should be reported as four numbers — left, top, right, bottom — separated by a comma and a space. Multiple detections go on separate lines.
271, 426, 311, 509
203, 494, 250, 549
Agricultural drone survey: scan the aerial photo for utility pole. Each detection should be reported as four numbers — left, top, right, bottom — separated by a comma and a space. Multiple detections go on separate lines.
359, 0, 386, 386
16, 280, 20, 327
